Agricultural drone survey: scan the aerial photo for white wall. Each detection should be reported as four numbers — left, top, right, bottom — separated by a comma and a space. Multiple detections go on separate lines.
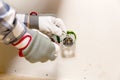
57, 0, 120, 80
1, 0, 120, 80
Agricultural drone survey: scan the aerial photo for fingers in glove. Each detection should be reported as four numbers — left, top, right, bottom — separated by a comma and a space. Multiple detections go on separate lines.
50, 24, 62, 36
54, 18, 67, 33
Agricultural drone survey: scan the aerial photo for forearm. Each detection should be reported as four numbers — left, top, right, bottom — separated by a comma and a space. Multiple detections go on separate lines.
0, 1, 26, 44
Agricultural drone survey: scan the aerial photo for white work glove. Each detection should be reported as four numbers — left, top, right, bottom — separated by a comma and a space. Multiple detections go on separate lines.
13, 29, 59, 63
38, 16, 66, 36
16, 14, 67, 37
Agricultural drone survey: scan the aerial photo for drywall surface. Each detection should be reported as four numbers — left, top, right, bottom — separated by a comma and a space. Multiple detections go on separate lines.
57, 0, 120, 80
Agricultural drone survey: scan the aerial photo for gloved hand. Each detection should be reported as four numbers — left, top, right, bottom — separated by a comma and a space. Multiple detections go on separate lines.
16, 14, 67, 37
12, 29, 59, 63
38, 16, 67, 36
0, 0, 59, 63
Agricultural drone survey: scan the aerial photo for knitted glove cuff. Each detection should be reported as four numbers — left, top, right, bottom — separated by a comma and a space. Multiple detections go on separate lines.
12, 33, 32, 57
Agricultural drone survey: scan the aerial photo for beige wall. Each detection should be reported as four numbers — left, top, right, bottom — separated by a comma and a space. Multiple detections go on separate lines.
57, 0, 120, 80
4, 0, 61, 14
1, 0, 120, 80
